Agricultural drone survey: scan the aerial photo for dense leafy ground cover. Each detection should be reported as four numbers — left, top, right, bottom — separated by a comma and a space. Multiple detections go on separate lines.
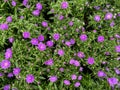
0, 0, 120, 90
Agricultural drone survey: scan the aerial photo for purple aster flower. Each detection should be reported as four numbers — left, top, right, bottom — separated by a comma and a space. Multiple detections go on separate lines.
5, 48, 12, 59
107, 77, 118, 87
11, 0, 16, 6
7, 73, 14, 78
115, 34, 120, 38
3, 84, 10, 90
97, 36, 104, 42
44, 58, 53, 66
22, 31, 30, 39
30, 38, 38, 45
71, 74, 77, 80
69, 59, 75, 65
32, 10, 40, 16
46, 40, 54, 47
49, 76, 57, 83
59, 67, 64, 72
69, 21, 74, 26
61, 1, 69, 9
6, 16, 12, 23
94, 6, 100, 10
110, 21, 115, 27
38, 34, 44, 41
20, 16, 24, 19
115, 45, 120, 53
114, 69, 120, 75
0, 73, 4, 77
78, 75, 82, 80
13, 67, 21, 76
53, 33, 60, 41
58, 49, 64, 56
59, 15, 64, 20
26, 74, 35, 83
37, 42, 46, 51
9, 37, 14, 43
65, 41, 71, 47
0, 60, 11, 69
70, 38, 75, 45
93, 30, 97, 33
77, 52, 85, 58
79, 34, 87, 41
79, 67, 83, 72
36, 2, 42, 10
0, 23, 9, 30
74, 60, 80, 67
64, 80, 70, 85
87, 57, 95, 65
94, 15, 101, 22
97, 70, 106, 77
22, 0, 28, 6
74, 82, 80, 87
41, 21, 48, 27
104, 12, 113, 20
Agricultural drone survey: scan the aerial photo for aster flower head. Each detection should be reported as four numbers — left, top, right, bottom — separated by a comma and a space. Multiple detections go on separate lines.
97, 35, 104, 42
77, 52, 85, 58
65, 41, 71, 47
74, 82, 80, 87
22, 31, 30, 39
105, 12, 113, 20
36, 2, 42, 10
30, 38, 38, 45
97, 70, 106, 77
5, 48, 12, 59
114, 68, 120, 75
13, 67, 21, 76
42, 21, 48, 27
7, 72, 14, 78
110, 21, 115, 27
69, 21, 74, 26
38, 34, 44, 41
53, 33, 60, 41
58, 49, 64, 56
46, 40, 54, 47
61, 1, 69, 9
32, 10, 40, 16
94, 6, 100, 10
6, 16, 12, 23
0, 60, 11, 69
59, 15, 64, 20
49, 76, 57, 83
9, 37, 14, 43
74, 60, 80, 67
3, 84, 10, 90
11, 0, 16, 6
87, 57, 95, 65
70, 38, 75, 45
59, 67, 64, 72
64, 80, 70, 85
44, 58, 53, 66
26, 74, 35, 83
37, 42, 46, 51
71, 74, 77, 80
78, 75, 82, 80
79, 34, 87, 41
115, 45, 120, 53
0, 73, 4, 77
22, 0, 28, 6
69, 59, 75, 65
0, 23, 9, 30
94, 15, 101, 22
107, 77, 118, 87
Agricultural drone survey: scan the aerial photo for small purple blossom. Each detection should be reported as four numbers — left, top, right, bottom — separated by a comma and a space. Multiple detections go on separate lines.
94, 15, 101, 22
6, 16, 12, 23
69, 21, 74, 26
61, 1, 69, 9
0, 23, 9, 30
107, 77, 118, 87
30, 38, 39, 45
0, 60, 11, 69
58, 49, 64, 56
38, 34, 44, 42
41, 21, 48, 27
70, 38, 75, 45
3, 84, 10, 90
65, 41, 71, 47
46, 40, 54, 47
11, 0, 16, 6
37, 42, 46, 51
105, 12, 113, 20
64, 80, 70, 85
49, 76, 57, 83
22, 0, 28, 6
22, 32, 30, 39
97, 36, 104, 42
87, 57, 95, 65
36, 2, 42, 10
32, 10, 40, 16
74, 82, 80, 87
44, 58, 53, 66
78, 75, 82, 80
9, 37, 14, 43
26, 74, 35, 83
7, 73, 14, 78
53, 33, 60, 41
110, 21, 115, 27
59, 15, 64, 20
115, 45, 120, 53
77, 52, 85, 58
13, 67, 21, 76
59, 67, 64, 72
5, 48, 12, 59
71, 74, 77, 80
79, 34, 88, 41
97, 70, 106, 77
